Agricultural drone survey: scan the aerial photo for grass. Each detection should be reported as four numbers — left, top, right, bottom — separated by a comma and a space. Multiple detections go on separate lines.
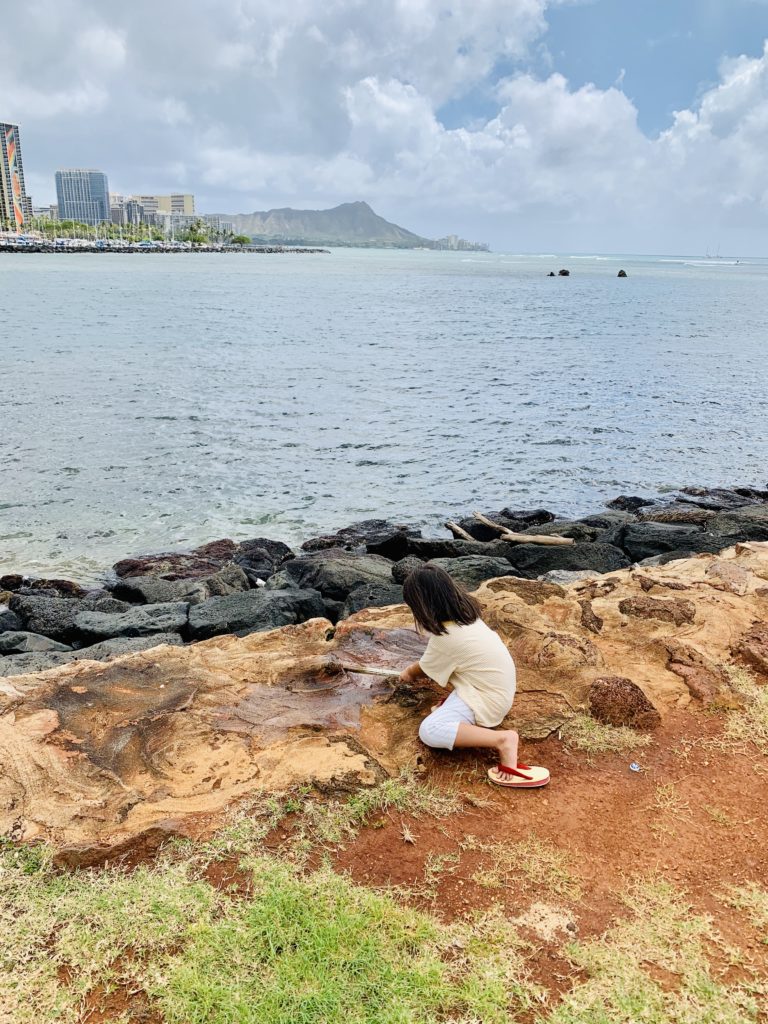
560, 713, 653, 756
724, 666, 768, 755
539, 879, 763, 1024
724, 883, 768, 944
0, 841, 536, 1024
471, 836, 582, 902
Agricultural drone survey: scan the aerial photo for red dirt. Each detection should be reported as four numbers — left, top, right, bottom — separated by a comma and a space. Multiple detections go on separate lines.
69, 707, 766, 1022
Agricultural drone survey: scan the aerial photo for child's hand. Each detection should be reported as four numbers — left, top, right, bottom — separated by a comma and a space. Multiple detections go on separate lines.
399, 662, 426, 685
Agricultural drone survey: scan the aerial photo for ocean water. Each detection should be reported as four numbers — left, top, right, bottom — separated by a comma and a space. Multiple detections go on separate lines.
2, 248, 767, 583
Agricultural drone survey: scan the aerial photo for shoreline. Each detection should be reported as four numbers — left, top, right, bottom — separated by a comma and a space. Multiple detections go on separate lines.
2, 483, 767, 679
0, 243, 330, 254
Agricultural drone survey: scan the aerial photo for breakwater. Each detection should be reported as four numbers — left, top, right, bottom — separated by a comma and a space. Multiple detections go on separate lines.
0, 242, 329, 254
2, 484, 767, 680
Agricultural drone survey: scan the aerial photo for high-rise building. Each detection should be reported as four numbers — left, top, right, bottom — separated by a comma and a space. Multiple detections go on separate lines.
135, 194, 194, 215
0, 122, 32, 231
55, 169, 110, 224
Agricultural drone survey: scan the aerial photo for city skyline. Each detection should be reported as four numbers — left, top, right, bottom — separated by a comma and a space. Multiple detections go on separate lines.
3, 1, 768, 254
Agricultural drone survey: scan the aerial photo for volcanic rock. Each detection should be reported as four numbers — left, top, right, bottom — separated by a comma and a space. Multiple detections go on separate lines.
606, 495, 655, 512
427, 556, 519, 591
588, 676, 660, 729
278, 549, 394, 601
391, 556, 424, 584
0, 609, 21, 632
505, 543, 630, 579
9, 595, 84, 643
677, 486, 758, 511
113, 564, 250, 605
113, 539, 238, 580
233, 538, 295, 582
187, 588, 325, 641
302, 520, 420, 561
620, 523, 704, 561
75, 602, 190, 642
341, 582, 404, 619
0, 632, 72, 655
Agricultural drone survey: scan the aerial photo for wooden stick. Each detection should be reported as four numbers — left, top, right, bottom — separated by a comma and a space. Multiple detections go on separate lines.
472, 510, 574, 547
337, 663, 399, 677
445, 520, 475, 541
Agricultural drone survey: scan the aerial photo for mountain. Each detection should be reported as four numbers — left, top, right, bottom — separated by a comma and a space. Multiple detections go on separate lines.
220, 201, 487, 250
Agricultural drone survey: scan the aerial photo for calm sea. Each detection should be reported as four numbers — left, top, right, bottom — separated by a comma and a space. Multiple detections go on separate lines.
2, 249, 767, 582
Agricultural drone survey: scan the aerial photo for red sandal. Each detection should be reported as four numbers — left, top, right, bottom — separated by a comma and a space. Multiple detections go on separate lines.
487, 763, 550, 788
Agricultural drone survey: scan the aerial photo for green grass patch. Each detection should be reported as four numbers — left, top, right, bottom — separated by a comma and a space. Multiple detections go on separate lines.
560, 713, 652, 755
154, 857, 535, 1024
539, 879, 762, 1024
0, 834, 534, 1024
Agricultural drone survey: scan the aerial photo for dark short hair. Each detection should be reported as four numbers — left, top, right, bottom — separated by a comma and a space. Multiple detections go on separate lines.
402, 564, 480, 635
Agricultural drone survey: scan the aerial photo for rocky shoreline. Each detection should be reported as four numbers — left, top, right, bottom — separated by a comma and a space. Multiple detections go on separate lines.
2, 484, 768, 680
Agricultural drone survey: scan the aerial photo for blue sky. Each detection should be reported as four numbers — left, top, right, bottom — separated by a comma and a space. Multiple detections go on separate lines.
3, 0, 768, 253
542, 0, 768, 133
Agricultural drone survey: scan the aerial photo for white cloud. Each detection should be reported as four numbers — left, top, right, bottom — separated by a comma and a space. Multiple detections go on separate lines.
2, 1, 768, 250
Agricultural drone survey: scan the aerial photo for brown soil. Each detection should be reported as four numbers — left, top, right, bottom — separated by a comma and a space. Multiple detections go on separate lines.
68, 707, 767, 1022
334, 708, 768, 1005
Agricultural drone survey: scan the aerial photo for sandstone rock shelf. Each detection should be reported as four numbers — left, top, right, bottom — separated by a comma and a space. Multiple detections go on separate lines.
1, 541, 767, 860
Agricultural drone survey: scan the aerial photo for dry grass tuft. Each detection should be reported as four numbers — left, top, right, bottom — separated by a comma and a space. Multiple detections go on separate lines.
560, 714, 653, 756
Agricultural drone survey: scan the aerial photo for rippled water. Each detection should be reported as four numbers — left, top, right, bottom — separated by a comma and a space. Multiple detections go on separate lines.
2, 249, 767, 582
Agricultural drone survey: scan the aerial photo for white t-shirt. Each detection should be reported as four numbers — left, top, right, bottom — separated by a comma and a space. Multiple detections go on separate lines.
418, 618, 516, 727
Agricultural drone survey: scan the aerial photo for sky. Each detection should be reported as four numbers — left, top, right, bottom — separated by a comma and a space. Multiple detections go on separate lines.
4, 0, 768, 254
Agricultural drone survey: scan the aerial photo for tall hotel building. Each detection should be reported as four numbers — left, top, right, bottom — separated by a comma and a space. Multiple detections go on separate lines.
55, 169, 110, 224
0, 122, 32, 230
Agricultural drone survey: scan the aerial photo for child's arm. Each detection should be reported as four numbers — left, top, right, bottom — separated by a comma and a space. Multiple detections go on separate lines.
398, 661, 430, 685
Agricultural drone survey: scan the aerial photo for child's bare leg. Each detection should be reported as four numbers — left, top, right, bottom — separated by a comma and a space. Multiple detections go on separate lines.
454, 722, 519, 769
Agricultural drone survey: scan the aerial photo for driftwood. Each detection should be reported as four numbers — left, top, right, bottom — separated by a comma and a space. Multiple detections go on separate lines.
445, 520, 476, 541
472, 511, 574, 547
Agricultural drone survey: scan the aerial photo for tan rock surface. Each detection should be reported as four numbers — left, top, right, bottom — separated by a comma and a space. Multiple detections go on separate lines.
1, 543, 767, 853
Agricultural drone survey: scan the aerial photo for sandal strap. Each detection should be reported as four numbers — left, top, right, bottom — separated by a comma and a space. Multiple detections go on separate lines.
496, 764, 534, 780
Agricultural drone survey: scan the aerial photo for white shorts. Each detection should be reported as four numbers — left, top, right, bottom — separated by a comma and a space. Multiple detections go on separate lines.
418, 691, 476, 751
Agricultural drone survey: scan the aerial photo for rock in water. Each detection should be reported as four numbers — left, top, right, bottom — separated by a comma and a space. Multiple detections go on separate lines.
427, 556, 519, 590
617, 269, 628, 278
301, 520, 421, 560
113, 539, 238, 580
589, 676, 660, 729
187, 588, 325, 640
606, 495, 655, 512
558, 268, 570, 276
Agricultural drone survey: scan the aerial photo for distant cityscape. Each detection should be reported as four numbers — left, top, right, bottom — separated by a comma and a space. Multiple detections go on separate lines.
1, 122, 230, 239
1, 119, 487, 250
